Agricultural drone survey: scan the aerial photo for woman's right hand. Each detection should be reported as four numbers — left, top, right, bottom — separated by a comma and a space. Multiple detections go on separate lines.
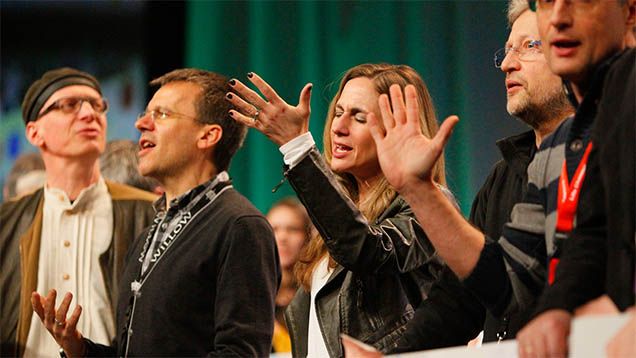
32, 289, 87, 357
226, 72, 313, 147
367, 84, 458, 195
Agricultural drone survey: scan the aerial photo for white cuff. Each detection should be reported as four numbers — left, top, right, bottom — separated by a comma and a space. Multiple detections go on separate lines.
280, 132, 315, 169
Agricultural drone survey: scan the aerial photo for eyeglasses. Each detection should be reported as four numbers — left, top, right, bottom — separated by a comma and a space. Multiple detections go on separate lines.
38, 96, 109, 118
494, 40, 542, 68
528, 0, 596, 12
137, 109, 197, 122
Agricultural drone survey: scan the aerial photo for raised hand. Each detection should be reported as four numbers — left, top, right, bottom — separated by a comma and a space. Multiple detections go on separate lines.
226, 72, 312, 146
31, 289, 87, 357
367, 84, 458, 195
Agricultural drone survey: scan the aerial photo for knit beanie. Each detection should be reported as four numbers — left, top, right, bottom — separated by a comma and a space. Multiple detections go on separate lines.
21, 67, 102, 124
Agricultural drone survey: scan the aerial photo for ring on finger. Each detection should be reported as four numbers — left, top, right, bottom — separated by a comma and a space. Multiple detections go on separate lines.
54, 318, 65, 326
253, 111, 259, 122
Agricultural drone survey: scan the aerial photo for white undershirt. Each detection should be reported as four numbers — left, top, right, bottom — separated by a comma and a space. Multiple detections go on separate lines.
307, 256, 332, 358
25, 177, 114, 357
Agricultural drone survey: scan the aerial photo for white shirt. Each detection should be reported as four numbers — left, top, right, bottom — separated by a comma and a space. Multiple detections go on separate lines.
25, 177, 114, 357
307, 256, 332, 358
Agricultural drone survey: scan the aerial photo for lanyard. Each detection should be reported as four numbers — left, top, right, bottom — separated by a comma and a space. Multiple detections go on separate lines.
549, 142, 593, 284
556, 142, 594, 232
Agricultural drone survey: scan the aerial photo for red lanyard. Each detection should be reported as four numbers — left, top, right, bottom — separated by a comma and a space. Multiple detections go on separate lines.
549, 142, 593, 284
556, 142, 594, 232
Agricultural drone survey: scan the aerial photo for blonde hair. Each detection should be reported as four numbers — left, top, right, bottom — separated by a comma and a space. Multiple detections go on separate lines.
295, 63, 446, 291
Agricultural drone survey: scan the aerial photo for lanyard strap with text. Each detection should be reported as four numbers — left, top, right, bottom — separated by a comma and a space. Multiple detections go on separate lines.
550, 142, 593, 284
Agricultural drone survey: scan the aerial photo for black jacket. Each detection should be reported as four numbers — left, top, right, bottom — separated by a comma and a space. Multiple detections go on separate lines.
536, 48, 635, 314
284, 148, 484, 357
469, 130, 536, 342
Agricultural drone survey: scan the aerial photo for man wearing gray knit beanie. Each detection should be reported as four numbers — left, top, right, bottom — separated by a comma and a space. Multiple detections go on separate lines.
0, 67, 157, 357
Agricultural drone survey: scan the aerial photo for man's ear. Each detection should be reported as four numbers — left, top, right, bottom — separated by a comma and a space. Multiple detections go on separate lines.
25, 122, 44, 147
197, 124, 222, 150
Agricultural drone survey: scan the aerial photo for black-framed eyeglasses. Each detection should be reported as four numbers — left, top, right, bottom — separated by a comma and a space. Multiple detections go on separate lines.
137, 109, 197, 122
493, 40, 542, 68
38, 96, 109, 118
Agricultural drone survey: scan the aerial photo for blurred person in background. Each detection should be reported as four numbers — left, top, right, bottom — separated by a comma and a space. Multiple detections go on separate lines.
99, 139, 163, 194
2, 152, 46, 201
267, 197, 312, 353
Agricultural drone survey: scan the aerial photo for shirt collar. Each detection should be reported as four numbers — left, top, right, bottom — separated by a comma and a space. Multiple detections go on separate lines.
152, 171, 231, 214
44, 176, 108, 210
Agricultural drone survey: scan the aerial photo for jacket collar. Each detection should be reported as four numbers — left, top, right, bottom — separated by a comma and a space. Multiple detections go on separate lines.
495, 130, 536, 180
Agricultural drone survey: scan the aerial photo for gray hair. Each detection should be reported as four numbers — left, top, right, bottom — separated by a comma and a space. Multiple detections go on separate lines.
100, 139, 161, 192
508, 0, 530, 27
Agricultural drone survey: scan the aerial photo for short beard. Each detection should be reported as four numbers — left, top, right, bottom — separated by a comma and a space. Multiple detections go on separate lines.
509, 88, 572, 130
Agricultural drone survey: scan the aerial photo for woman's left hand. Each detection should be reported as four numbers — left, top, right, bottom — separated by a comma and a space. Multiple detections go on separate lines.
226, 72, 312, 146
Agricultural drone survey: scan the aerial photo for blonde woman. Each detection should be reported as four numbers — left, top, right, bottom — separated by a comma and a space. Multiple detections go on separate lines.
227, 63, 484, 357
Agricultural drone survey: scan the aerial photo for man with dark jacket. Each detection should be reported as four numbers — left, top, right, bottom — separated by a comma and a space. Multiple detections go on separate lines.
31, 69, 280, 357
470, 0, 573, 342
516, 0, 635, 354
0, 68, 157, 357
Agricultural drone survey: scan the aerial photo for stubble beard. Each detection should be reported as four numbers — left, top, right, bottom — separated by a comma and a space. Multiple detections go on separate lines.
508, 85, 571, 130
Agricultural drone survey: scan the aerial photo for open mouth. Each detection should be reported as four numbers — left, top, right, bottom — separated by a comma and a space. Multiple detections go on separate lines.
554, 40, 580, 49
552, 39, 580, 56
506, 80, 522, 90
139, 139, 156, 154
334, 143, 352, 154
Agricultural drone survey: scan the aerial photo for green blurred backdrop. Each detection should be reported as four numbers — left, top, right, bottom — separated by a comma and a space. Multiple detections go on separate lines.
186, 0, 514, 215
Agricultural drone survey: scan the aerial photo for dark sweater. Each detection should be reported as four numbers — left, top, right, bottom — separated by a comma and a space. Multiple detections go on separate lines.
85, 177, 280, 357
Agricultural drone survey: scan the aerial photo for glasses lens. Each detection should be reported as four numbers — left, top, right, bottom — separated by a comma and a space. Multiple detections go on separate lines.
92, 97, 108, 113
57, 97, 80, 114
494, 48, 506, 68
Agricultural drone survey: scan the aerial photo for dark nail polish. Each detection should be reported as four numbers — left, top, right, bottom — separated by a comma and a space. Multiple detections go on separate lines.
308, 85, 312, 92
247, 72, 253, 78
229, 79, 236, 86
226, 93, 233, 99
228, 111, 234, 117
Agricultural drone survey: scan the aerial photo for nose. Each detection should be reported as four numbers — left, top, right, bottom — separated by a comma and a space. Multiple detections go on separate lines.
549, 0, 573, 30
331, 113, 350, 137
135, 112, 153, 132
500, 50, 521, 73
77, 99, 98, 121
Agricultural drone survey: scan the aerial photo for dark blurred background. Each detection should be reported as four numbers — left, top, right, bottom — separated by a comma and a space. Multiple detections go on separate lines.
1, 0, 528, 215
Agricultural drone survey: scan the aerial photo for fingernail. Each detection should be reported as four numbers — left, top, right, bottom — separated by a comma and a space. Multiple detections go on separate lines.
247, 72, 253, 78
226, 93, 233, 99
308, 85, 312, 92
228, 111, 234, 117
229, 79, 236, 86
